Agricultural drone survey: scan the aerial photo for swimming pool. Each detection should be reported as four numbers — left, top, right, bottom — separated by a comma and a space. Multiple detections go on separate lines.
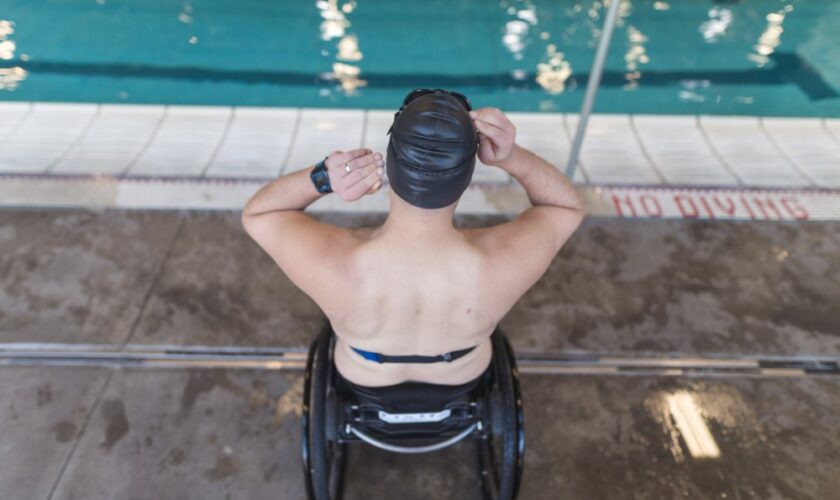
0, 0, 838, 117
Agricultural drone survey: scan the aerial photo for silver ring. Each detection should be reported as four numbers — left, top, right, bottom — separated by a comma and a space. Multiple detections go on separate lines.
344, 162, 352, 173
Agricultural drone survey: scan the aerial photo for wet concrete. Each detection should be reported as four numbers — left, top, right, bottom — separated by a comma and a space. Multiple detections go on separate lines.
519, 375, 840, 500
4, 366, 838, 500
128, 211, 326, 347
513, 218, 840, 356
2, 209, 838, 357
0, 210, 181, 344
350, 374, 840, 500
49, 368, 303, 500
2, 208, 840, 496
0, 366, 109, 499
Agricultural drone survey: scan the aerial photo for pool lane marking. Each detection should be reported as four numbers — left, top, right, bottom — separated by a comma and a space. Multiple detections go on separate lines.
1, 51, 836, 100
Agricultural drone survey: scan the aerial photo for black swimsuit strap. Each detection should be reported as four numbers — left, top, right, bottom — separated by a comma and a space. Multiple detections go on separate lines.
351, 345, 476, 364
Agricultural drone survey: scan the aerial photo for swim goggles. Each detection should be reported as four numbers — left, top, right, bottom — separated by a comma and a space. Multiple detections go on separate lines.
388, 88, 473, 134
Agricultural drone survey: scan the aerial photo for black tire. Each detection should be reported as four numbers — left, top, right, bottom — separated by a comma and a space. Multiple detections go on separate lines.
478, 330, 525, 500
302, 329, 347, 500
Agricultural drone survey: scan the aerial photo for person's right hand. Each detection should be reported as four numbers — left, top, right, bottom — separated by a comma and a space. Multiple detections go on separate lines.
470, 108, 516, 169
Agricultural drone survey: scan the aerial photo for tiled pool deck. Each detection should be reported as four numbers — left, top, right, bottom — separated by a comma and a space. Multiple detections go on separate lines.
1, 102, 839, 219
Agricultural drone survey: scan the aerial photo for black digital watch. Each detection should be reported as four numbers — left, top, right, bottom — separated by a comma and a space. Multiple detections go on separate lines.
310, 157, 333, 194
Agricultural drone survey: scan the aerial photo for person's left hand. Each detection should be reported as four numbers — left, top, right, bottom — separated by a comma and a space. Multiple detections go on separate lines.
325, 148, 385, 202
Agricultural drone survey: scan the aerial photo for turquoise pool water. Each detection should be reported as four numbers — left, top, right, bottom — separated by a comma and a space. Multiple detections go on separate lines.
1, 0, 838, 116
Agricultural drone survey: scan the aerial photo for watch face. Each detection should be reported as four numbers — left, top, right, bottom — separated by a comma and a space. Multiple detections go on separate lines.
312, 166, 332, 193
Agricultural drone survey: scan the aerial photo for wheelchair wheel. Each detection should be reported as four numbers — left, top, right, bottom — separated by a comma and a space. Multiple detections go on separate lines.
302, 329, 347, 500
478, 331, 525, 500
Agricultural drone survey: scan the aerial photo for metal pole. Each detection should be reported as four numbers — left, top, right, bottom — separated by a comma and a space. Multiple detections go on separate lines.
565, 0, 623, 179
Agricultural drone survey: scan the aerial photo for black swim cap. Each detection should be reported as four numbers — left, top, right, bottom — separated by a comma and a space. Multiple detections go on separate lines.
386, 90, 478, 209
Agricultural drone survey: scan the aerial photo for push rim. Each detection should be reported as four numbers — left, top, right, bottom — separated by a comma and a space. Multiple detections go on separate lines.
478, 331, 525, 500
304, 330, 347, 500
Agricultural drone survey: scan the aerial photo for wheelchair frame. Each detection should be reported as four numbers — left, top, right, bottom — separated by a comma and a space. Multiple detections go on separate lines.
301, 324, 524, 500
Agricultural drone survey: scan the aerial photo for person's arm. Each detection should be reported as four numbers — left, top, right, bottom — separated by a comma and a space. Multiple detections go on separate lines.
241, 148, 383, 217
240, 166, 325, 216
497, 144, 584, 213
467, 108, 584, 311
241, 148, 384, 305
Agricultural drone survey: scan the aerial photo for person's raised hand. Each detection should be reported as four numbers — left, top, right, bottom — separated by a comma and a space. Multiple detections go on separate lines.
325, 148, 385, 201
470, 108, 517, 169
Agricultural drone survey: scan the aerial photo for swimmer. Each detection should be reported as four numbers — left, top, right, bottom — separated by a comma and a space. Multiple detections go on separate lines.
242, 89, 583, 387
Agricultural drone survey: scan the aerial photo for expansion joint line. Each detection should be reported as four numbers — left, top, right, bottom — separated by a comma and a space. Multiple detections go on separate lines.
45, 370, 115, 500
3, 346, 838, 378
44, 217, 185, 499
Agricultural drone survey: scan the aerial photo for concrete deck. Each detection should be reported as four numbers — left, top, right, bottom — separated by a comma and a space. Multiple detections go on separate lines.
2, 210, 839, 356
3, 367, 839, 500
2, 208, 840, 499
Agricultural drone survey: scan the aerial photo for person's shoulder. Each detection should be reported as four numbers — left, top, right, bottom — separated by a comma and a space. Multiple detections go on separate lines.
457, 228, 498, 274
459, 225, 502, 260
461, 207, 582, 256
459, 208, 581, 298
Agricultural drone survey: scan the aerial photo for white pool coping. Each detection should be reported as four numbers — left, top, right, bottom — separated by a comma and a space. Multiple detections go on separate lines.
1, 102, 839, 220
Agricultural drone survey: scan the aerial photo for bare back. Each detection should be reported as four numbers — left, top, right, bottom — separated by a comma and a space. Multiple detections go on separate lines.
328, 208, 578, 386
245, 203, 581, 387
330, 229, 495, 386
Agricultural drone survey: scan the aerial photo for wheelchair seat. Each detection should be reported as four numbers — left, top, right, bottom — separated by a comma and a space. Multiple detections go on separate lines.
334, 362, 491, 442
335, 364, 488, 413
301, 322, 524, 500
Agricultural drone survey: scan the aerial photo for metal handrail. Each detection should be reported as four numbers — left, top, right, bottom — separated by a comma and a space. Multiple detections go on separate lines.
566, 0, 623, 179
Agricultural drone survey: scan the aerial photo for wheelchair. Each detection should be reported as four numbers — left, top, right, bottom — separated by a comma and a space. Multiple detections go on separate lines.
301, 322, 525, 500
